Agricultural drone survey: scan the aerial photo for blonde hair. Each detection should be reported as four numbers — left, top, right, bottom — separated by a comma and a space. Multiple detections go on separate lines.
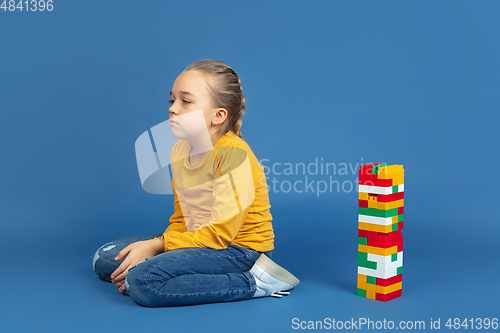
184, 59, 246, 138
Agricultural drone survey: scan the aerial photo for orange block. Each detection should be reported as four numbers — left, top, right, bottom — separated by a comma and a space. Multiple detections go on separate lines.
358, 244, 398, 256
357, 274, 367, 289
376, 282, 402, 294
358, 222, 394, 233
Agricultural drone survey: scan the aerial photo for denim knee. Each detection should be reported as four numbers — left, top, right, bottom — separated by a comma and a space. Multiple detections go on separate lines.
124, 258, 154, 306
92, 242, 119, 282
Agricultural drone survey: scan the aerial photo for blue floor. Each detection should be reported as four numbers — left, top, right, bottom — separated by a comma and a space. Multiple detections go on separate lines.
2, 194, 498, 333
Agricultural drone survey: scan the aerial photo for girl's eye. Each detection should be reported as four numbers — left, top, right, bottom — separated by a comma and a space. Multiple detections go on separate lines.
168, 99, 190, 104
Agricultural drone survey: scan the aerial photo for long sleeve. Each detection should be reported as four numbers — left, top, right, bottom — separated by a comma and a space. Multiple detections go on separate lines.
163, 145, 255, 251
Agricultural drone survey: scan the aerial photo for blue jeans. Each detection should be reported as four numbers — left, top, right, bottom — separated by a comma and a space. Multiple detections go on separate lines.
92, 233, 274, 307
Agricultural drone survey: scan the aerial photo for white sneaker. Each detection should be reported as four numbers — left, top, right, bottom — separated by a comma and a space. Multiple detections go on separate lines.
249, 254, 300, 298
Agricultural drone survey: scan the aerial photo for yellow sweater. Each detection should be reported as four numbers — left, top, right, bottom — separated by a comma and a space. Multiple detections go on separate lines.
154, 130, 275, 253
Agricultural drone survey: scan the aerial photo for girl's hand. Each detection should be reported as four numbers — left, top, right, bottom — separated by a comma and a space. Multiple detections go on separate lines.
114, 280, 127, 294
110, 239, 164, 290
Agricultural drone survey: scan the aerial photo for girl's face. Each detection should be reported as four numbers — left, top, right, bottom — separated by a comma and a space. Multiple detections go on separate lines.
168, 70, 226, 141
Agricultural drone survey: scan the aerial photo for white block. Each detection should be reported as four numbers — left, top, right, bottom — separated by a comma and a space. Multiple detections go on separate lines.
367, 253, 403, 271
358, 214, 393, 226
358, 184, 404, 195
367, 251, 403, 265
357, 265, 401, 279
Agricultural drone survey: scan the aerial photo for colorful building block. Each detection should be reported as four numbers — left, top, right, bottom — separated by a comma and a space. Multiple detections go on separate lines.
359, 214, 397, 226
358, 230, 403, 252
358, 198, 404, 210
358, 221, 403, 233
358, 244, 398, 256
376, 274, 402, 287
357, 163, 404, 302
358, 184, 404, 195
375, 289, 402, 302
358, 265, 401, 279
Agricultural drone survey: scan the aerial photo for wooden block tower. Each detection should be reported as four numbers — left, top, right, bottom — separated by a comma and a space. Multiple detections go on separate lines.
356, 163, 404, 302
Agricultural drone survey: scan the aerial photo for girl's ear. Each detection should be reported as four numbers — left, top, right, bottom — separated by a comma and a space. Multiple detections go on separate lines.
215, 108, 228, 122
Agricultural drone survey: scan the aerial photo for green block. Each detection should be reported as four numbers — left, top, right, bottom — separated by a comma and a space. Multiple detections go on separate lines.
392, 223, 398, 231
371, 164, 388, 175
359, 207, 399, 218
391, 253, 398, 262
366, 276, 377, 285
357, 288, 367, 297
397, 266, 403, 275
392, 185, 398, 194
358, 258, 377, 270
367, 261, 377, 270
358, 237, 368, 245
398, 214, 404, 222
358, 251, 377, 270
358, 252, 368, 267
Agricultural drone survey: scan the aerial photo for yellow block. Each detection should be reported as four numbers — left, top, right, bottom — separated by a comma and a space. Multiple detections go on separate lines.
357, 274, 367, 289
366, 289, 376, 300
376, 282, 402, 294
377, 199, 404, 210
358, 244, 398, 256
366, 283, 377, 292
378, 165, 404, 185
378, 165, 404, 179
360, 195, 404, 210
358, 222, 393, 233
391, 176, 404, 186
359, 192, 369, 200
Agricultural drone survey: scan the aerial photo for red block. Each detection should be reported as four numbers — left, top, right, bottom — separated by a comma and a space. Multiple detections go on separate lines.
359, 198, 404, 207
359, 177, 393, 187
359, 163, 385, 177
359, 163, 393, 186
358, 230, 403, 251
369, 237, 402, 252
358, 229, 402, 241
375, 289, 402, 302
376, 274, 402, 287
358, 199, 369, 208
377, 192, 404, 203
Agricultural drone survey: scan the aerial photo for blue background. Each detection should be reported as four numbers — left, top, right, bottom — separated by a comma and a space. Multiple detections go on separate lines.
1, 0, 499, 332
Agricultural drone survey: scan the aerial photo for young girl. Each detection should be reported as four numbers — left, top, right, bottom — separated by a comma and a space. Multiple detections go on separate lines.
92, 59, 299, 307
